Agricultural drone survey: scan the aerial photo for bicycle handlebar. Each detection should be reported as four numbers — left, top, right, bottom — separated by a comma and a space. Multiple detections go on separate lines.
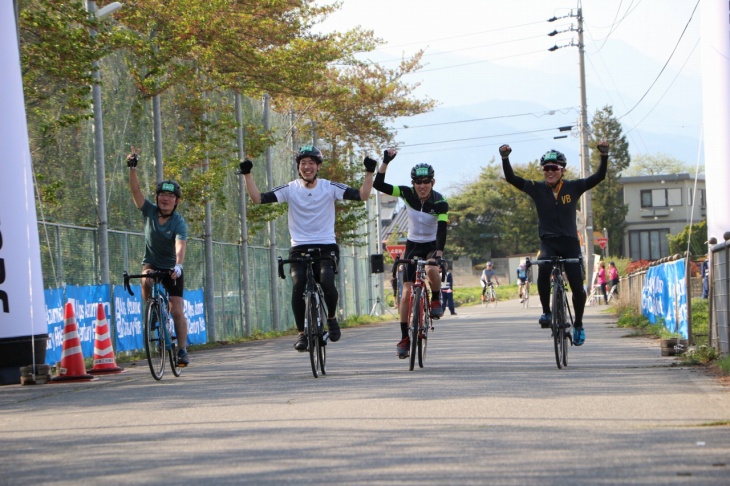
391, 257, 447, 283
277, 250, 338, 280
528, 257, 583, 268
122, 270, 170, 296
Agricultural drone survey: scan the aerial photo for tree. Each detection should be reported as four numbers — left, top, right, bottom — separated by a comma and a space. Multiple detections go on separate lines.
589, 106, 630, 256
667, 220, 707, 259
622, 153, 700, 176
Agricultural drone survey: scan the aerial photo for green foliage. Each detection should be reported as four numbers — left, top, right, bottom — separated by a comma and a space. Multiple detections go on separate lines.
589, 106, 630, 256
667, 220, 707, 259
623, 153, 700, 176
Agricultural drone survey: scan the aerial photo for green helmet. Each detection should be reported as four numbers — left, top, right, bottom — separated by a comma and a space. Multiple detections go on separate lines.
540, 150, 567, 167
410, 163, 434, 179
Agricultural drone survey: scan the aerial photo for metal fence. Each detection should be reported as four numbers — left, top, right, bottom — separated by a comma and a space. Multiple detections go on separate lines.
710, 238, 730, 354
38, 222, 379, 342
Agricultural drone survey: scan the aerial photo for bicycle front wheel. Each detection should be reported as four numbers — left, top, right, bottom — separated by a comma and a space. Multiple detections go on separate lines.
318, 304, 327, 376
488, 287, 497, 308
306, 295, 319, 378
409, 287, 422, 371
523, 286, 530, 309
551, 283, 565, 369
144, 300, 166, 380
418, 303, 429, 369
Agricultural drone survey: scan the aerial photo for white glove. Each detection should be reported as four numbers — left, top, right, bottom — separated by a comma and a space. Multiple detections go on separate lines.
172, 264, 183, 279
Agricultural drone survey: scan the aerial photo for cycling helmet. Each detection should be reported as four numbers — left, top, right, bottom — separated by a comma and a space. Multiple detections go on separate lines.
156, 180, 182, 198
411, 163, 434, 180
519, 263, 526, 269
540, 149, 567, 167
486, 261, 493, 267
296, 145, 323, 164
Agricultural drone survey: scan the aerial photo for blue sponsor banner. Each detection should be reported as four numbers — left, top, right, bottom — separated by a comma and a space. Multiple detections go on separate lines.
641, 260, 688, 338
184, 289, 207, 345
44, 288, 65, 365
114, 284, 144, 353
65, 285, 112, 360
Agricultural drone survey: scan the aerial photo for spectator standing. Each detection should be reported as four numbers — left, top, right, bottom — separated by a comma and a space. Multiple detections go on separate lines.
441, 269, 456, 315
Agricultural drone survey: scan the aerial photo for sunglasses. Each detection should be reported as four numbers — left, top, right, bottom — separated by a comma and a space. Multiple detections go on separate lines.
542, 165, 562, 172
413, 178, 433, 185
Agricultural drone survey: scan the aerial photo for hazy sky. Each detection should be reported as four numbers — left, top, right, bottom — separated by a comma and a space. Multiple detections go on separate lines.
317, 0, 703, 191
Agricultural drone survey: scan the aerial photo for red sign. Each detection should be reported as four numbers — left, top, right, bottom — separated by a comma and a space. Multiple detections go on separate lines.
597, 237, 608, 249
385, 245, 406, 261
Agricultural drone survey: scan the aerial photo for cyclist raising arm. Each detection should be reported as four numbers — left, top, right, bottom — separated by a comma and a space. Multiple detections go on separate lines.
373, 149, 449, 359
240, 145, 375, 351
127, 147, 190, 366
499, 140, 609, 346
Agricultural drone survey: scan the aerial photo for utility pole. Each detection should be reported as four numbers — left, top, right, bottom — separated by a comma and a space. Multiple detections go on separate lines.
549, 5, 595, 289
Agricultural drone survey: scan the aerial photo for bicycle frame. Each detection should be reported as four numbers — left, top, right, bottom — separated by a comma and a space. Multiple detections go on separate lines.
278, 249, 337, 378
123, 270, 181, 380
531, 257, 581, 369
392, 257, 445, 370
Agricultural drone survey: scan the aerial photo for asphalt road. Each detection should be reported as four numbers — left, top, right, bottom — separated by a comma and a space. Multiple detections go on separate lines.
1, 297, 729, 485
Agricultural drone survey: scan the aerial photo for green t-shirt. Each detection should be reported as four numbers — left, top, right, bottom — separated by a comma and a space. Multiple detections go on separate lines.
140, 200, 187, 269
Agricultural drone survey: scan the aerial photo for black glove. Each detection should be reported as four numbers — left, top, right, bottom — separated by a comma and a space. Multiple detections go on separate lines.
383, 149, 396, 164
597, 143, 609, 155
239, 159, 253, 174
127, 154, 138, 168
363, 156, 377, 173
499, 144, 512, 159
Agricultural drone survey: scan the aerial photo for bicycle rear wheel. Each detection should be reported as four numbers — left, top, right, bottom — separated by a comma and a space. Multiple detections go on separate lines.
551, 282, 565, 369
523, 286, 530, 308
317, 304, 327, 376
168, 324, 182, 378
306, 295, 319, 378
409, 287, 422, 371
144, 300, 166, 380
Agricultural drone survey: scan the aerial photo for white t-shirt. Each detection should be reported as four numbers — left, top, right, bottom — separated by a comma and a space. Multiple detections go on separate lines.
269, 179, 356, 246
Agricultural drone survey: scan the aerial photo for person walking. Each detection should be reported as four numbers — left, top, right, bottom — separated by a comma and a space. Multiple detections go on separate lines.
441, 268, 456, 315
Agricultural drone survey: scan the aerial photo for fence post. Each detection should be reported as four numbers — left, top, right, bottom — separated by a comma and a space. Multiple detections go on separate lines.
235, 93, 252, 336
263, 93, 280, 331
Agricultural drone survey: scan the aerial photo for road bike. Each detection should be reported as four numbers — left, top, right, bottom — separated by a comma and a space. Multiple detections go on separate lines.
392, 257, 445, 370
123, 270, 182, 381
520, 281, 530, 308
278, 249, 337, 378
530, 257, 581, 369
481, 282, 497, 308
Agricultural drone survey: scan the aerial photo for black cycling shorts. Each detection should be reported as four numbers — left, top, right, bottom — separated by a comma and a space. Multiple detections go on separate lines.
403, 240, 438, 282
143, 264, 184, 297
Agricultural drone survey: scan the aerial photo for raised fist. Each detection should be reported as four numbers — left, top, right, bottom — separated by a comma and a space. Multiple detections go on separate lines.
383, 148, 397, 164
363, 156, 377, 173
597, 140, 609, 155
499, 144, 512, 159
239, 159, 253, 174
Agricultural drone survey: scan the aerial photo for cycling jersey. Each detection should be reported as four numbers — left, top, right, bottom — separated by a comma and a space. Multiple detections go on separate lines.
516, 268, 527, 282
502, 157, 606, 240
373, 173, 448, 250
140, 199, 187, 269
261, 178, 360, 246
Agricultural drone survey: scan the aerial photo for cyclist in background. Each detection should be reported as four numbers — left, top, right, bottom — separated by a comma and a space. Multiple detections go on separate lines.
240, 145, 375, 351
516, 262, 529, 303
127, 146, 190, 366
480, 262, 499, 302
373, 149, 449, 359
499, 140, 609, 346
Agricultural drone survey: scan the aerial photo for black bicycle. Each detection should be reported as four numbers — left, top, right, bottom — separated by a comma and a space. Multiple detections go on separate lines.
123, 271, 182, 380
278, 249, 337, 378
530, 257, 581, 369
392, 257, 445, 370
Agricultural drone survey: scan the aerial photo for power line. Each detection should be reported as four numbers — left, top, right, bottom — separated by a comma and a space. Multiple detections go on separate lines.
402, 126, 570, 147
414, 48, 546, 73
618, 0, 700, 120
393, 107, 577, 130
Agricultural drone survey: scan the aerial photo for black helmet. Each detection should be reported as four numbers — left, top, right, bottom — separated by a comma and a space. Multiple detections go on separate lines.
156, 180, 182, 198
296, 145, 323, 164
410, 163, 434, 180
540, 150, 567, 167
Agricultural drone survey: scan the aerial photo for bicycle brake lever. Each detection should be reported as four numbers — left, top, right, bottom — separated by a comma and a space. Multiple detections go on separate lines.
277, 257, 286, 280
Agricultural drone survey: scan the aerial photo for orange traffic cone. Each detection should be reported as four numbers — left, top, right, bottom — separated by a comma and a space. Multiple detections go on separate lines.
51, 302, 97, 383
89, 303, 125, 375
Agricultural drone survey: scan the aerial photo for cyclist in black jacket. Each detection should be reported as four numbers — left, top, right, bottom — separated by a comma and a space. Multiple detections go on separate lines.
499, 140, 609, 346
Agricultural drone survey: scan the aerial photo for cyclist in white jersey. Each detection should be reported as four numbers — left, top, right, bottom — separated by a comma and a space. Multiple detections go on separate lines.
372, 149, 449, 359
240, 145, 376, 351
